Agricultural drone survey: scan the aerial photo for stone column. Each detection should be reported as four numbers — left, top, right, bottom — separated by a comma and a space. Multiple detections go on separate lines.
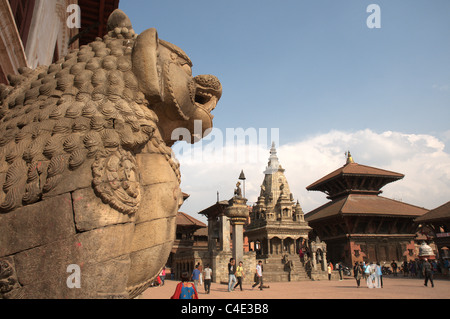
232, 222, 245, 263
219, 213, 230, 252
225, 195, 248, 265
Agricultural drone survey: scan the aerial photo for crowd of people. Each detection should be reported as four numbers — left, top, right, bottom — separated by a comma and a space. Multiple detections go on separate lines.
341, 258, 444, 289
165, 257, 448, 298
396, 258, 448, 278
324, 257, 449, 290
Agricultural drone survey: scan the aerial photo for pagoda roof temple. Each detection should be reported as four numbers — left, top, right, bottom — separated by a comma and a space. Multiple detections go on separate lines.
304, 152, 428, 265
306, 152, 405, 200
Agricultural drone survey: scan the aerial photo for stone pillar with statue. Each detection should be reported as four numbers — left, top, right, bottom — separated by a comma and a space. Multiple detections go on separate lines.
225, 180, 249, 265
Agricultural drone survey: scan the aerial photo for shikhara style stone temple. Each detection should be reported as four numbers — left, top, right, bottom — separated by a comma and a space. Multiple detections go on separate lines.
245, 143, 320, 281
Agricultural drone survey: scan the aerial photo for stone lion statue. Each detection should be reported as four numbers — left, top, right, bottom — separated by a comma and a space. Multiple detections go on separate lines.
0, 9, 221, 298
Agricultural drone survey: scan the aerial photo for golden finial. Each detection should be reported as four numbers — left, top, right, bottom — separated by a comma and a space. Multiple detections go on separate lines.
346, 151, 354, 165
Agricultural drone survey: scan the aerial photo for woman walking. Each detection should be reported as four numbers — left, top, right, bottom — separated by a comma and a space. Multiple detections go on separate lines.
327, 262, 332, 280
234, 261, 245, 291
353, 262, 362, 287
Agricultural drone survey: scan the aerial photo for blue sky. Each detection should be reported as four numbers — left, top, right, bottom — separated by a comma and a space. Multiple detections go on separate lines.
119, 1, 450, 221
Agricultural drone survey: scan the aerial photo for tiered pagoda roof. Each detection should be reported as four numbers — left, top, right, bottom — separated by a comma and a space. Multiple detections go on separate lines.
305, 152, 427, 223
306, 152, 404, 200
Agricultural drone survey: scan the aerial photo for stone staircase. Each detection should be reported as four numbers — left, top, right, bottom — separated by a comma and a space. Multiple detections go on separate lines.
261, 255, 310, 282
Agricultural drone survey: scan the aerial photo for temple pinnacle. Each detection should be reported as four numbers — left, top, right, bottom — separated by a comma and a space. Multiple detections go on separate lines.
346, 151, 354, 165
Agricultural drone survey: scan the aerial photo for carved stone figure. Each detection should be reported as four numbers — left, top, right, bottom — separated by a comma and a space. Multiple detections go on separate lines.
234, 181, 242, 197
0, 9, 221, 298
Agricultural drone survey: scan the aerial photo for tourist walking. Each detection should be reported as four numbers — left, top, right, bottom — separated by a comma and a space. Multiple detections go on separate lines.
327, 262, 332, 280
361, 262, 367, 280
203, 264, 212, 294
337, 262, 343, 281
418, 260, 424, 278
366, 262, 380, 288
353, 262, 362, 287
159, 267, 166, 286
252, 260, 264, 290
376, 262, 383, 288
171, 272, 198, 299
228, 258, 237, 292
197, 262, 203, 287
422, 258, 434, 287
410, 261, 417, 277
402, 261, 409, 277
191, 264, 201, 293
391, 260, 398, 277
363, 261, 370, 282
234, 261, 245, 291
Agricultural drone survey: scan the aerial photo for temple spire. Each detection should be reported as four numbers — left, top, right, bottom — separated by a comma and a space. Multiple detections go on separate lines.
264, 142, 280, 174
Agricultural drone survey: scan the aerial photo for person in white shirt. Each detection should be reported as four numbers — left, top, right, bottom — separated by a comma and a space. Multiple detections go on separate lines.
203, 265, 212, 294
252, 260, 264, 290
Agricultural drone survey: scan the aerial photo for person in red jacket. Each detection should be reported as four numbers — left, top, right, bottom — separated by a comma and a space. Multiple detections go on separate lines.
171, 272, 198, 299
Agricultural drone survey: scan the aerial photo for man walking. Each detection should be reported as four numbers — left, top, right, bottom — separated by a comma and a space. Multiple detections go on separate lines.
338, 262, 343, 281
252, 260, 264, 291
191, 264, 201, 293
423, 258, 434, 288
228, 258, 237, 292
203, 264, 212, 294
391, 260, 398, 277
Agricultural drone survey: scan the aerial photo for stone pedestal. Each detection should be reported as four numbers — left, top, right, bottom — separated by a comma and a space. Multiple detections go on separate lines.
225, 196, 248, 264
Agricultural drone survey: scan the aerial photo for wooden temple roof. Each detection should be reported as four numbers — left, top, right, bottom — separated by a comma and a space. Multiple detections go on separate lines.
176, 212, 206, 228
307, 162, 404, 191
415, 201, 450, 223
305, 194, 428, 223
197, 200, 230, 219
306, 153, 405, 200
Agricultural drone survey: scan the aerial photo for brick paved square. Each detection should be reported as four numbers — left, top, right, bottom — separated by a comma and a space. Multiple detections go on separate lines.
141, 276, 450, 300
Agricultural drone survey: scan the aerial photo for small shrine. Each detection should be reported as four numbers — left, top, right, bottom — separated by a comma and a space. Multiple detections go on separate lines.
418, 242, 436, 260
415, 200, 450, 260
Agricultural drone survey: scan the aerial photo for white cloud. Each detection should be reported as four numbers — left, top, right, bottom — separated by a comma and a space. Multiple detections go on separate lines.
176, 129, 450, 222
432, 84, 450, 92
